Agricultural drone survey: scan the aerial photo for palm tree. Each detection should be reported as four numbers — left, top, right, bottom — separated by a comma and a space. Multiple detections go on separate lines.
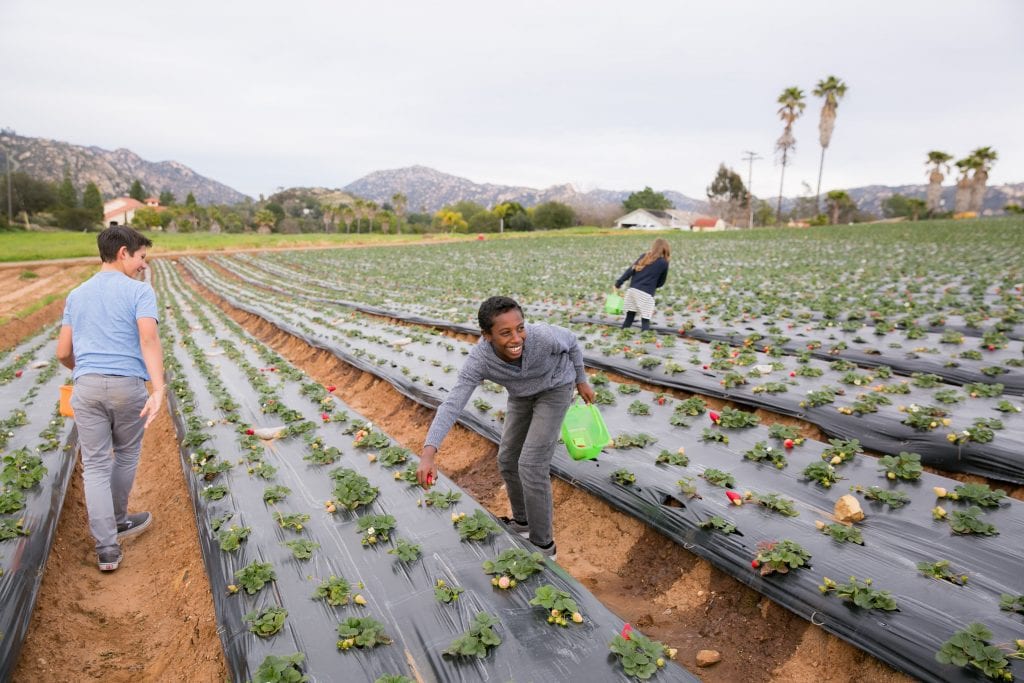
953, 157, 977, 214
391, 192, 408, 234
968, 146, 998, 214
924, 151, 953, 214
775, 86, 806, 224
812, 76, 848, 214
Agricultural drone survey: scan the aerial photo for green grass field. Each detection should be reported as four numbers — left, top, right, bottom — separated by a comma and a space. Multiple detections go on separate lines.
0, 218, 1019, 262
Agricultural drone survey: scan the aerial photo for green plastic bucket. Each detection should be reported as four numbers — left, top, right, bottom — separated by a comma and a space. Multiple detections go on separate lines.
604, 293, 624, 315
560, 400, 610, 461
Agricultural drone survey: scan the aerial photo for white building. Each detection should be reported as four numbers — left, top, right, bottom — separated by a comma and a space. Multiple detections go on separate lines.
102, 197, 146, 226
613, 209, 699, 230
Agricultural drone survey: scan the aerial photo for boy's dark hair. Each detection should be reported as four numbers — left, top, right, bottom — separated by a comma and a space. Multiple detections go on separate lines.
97, 226, 153, 263
478, 296, 523, 333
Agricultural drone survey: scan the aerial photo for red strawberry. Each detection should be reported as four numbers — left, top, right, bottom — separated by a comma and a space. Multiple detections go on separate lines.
789, 371, 796, 378
726, 491, 742, 504
709, 411, 720, 424
326, 385, 337, 393
620, 623, 633, 640
321, 412, 330, 421
702, 364, 709, 370
245, 428, 254, 436
783, 439, 794, 449
15, 370, 23, 378
657, 396, 666, 406
987, 345, 996, 351
751, 559, 760, 569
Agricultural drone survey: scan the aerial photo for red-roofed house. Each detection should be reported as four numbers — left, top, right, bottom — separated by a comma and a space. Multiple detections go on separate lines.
103, 197, 146, 226
144, 196, 161, 207
690, 216, 726, 232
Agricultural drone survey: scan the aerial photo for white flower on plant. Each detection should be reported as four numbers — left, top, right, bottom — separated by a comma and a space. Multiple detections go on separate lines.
366, 527, 375, 536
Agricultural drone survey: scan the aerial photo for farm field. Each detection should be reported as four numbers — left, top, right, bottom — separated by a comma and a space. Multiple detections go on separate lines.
3, 219, 1023, 682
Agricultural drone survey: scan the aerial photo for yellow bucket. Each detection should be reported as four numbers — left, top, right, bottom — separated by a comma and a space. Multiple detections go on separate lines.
59, 384, 74, 417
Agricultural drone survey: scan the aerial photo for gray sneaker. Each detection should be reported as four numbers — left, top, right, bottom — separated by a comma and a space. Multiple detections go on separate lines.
117, 512, 152, 539
499, 516, 530, 538
536, 541, 558, 562
97, 546, 123, 572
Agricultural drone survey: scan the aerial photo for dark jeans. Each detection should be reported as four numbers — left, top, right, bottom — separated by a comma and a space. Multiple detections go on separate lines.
497, 382, 575, 546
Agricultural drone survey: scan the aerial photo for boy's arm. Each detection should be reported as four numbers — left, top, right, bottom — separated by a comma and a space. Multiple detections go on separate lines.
57, 325, 75, 370
138, 317, 166, 428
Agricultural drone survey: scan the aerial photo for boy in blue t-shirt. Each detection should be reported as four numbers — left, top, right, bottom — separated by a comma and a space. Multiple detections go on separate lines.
57, 226, 165, 572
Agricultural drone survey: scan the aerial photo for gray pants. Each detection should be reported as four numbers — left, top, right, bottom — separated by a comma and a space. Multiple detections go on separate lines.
71, 374, 148, 552
497, 382, 575, 547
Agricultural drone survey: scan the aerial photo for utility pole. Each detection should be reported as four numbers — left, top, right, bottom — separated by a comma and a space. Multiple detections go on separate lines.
741, 151, 762, 229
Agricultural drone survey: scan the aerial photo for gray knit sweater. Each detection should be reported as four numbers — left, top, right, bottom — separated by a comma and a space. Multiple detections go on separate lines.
424, 322, 587, 449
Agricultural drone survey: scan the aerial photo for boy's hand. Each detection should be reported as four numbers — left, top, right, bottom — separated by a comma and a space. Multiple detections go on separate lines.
417, 446, 438, 489
576, 382, 596, 405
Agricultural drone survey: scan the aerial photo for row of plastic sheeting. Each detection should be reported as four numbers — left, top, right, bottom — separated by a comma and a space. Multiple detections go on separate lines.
157, 261, 696, 683
182, 259, 1023, 682
0, 328, 77, 680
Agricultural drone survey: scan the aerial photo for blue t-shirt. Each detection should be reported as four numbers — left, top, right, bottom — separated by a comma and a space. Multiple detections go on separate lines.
61, 271, 159, 380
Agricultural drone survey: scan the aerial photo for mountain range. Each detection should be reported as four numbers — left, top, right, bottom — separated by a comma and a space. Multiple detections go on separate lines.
0, 132, 249, 205
3, 132, 1021, 218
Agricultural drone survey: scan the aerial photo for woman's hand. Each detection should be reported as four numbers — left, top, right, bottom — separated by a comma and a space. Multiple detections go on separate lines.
576, 382, 596, 405
417, 446, 438, 489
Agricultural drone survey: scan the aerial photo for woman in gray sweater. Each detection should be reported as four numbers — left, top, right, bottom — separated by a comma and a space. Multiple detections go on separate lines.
417, 296, 595, 560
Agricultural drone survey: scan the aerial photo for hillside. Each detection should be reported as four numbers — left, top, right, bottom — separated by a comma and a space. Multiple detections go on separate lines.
0, 132, 249, 205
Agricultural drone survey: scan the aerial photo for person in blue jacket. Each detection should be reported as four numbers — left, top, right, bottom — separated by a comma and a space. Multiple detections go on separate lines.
614, 238, 671, 331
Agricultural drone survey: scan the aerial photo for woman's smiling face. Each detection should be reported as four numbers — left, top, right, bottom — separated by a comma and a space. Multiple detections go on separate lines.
483, 308, 526, 362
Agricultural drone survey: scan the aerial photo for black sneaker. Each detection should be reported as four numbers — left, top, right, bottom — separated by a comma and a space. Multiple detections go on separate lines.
97, 546, 123, 572
499, 516, 530, 538
535, 541, 558, 561
117, 512, 152, 539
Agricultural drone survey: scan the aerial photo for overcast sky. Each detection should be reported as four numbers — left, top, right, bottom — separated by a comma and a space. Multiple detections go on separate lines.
2, 1, 1021, 201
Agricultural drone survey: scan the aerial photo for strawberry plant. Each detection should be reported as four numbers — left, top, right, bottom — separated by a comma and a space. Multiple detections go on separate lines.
698, 515, 737, 534
357, 514, 396, 545
313, 575, 351, 606
676, 477, 699, 498
721, 371, 747, 389
263, 484, 291, 504
433, 579, 464, 604
627, 400, 651, 416
482, 548, 545, 583
617, 383, 641, 395
744, 441, 788, 469
700, 428, 729, 444
674, 397, 707, 416
394, 463, 420, 484
936, 622, 1020, 681
655, 449, 689, 466
244, 606, 288, 637
901, 404, 948, 431
638, 356, 661, 370
234, 561, 276, 594
878, 451, 923, 481
612, 433, 657, 448
201, 484, 229, 501
802, 462, 840, 488
274, 512, 309, 532
303, 439, 341, 466
767, 423, 802, 442
443, 612, 501, 659
472, 398, 492, 412
593, 387, 616, 405
283, 539, 319, 560
388, 537, 422, 562
1, 448, 47, 489
336, 615, 392, 650
941, 483, 1007, 507
718, 407, 759, 428
249, 462, 277, 479
454, 509, 501, 541
353, 429, 390, 449
422, 489, 461, 508
852, 485, 911, 509
917, 560, 968, 586
375, 676, 413, 683
611, 468, 637, 486
964, 382, 1004, 399
329, 468, 379, 510
821, 437, 862, 465
817, 521, 863, 544
948, 506, 998, 536
818, 576, 898, 611
216, 525, 251, 552
0, 517, 30, 540
609, 630, 671, 680
994, 399, 1021, 413
752, 539, 811, 576
250, 652, 308, 683
700, 468, 734, 488
753, 381, 789, 394
999, 594, 1024, 614
529, 584, 583, 627
0, 489, 25, 514
377, 445, 410, 467
752, 492, 798, 517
